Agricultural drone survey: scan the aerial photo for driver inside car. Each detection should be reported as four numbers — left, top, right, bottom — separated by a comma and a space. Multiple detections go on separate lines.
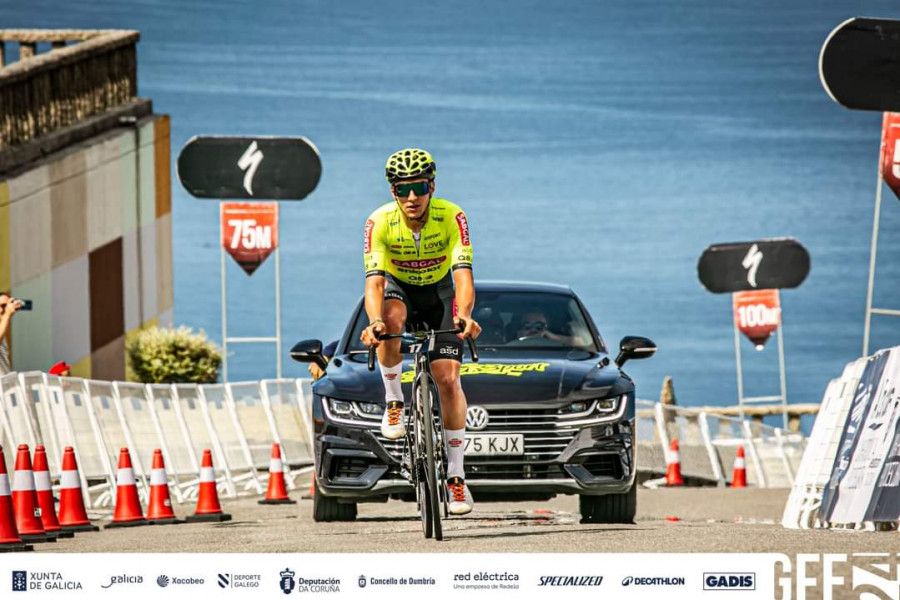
516, 310, 589, 347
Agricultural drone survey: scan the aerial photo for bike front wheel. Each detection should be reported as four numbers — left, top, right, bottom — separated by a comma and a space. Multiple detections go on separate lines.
417, 373, 443, 541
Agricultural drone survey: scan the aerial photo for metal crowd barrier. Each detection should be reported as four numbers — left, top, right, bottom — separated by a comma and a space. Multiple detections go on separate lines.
653, 402, 805, 488
0, 372, 316, 510
0, 373, 805, 512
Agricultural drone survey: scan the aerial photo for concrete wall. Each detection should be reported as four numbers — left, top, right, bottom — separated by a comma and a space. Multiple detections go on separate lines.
0, 115, 173, 380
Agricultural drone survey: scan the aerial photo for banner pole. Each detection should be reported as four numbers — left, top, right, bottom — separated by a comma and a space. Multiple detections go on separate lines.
220, 204, 229, 383
863, 167, 883, 358
275, 242, 282, 379
734, 315, 745, 422
776, 322, 788, 430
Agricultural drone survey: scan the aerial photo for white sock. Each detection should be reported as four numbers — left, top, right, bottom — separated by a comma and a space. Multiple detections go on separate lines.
446, 428, 465, 480
380, 362, 403, 405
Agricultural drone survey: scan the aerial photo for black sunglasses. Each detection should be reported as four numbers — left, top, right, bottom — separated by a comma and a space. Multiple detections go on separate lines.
393, 181, 430, 198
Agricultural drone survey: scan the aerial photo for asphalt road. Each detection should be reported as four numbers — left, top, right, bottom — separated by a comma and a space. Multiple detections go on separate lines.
28, 488, 900, 553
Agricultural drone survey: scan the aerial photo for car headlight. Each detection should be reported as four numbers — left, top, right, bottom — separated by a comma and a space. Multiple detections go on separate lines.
595, 395, 620, 413
558, 401, 589, 415
325, 398, 383, 422
329, 399, 354, 415
357, 402, 384, 416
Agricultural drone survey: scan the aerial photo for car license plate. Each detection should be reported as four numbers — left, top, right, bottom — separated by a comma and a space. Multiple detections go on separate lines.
464, 434, 524, 456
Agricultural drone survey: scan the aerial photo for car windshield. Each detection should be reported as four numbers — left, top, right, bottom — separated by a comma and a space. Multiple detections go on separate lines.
346, 291, 601, 352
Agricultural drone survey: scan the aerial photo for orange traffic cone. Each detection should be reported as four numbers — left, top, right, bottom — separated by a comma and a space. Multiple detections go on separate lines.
0, 446, 31, 552
105, 448, 147, 529
147, 449, 183, 524
186, 450, 232, 523
12, 445, 54, 542
259, 443, 296, 505
665, 438, 684, 486
731, 446, 748, 488
301, 473, 315, 500
32, 446, 73, 538
57, 447, 98, 532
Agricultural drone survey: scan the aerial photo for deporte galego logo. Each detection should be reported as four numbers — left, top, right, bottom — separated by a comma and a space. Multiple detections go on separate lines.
621, 575, 685, 587
704, 572, 756, 590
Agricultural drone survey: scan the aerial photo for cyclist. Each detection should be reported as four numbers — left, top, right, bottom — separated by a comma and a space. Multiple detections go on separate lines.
360, 148, 481, 516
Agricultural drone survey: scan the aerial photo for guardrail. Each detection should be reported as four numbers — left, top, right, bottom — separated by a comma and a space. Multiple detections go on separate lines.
0, 29, 149, 173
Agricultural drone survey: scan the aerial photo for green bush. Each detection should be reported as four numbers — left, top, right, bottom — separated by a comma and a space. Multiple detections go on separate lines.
127, 326, 221, 384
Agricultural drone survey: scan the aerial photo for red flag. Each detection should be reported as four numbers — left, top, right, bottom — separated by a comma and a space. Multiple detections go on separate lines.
220, 202, 279, 276
880, 112, 900, 201
732, 289, 781, 350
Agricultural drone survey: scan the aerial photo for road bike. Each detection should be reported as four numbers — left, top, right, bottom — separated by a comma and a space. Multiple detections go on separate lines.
367, 324, 478, 540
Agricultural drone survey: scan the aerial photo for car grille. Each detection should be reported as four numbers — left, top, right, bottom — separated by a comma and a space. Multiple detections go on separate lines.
375, 407, 580, 462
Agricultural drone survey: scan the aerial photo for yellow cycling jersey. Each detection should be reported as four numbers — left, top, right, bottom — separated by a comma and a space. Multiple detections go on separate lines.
364, 198, 473, 286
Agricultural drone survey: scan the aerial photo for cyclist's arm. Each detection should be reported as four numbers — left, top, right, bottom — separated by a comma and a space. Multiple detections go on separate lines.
453, 268, 475, 321
362, 215, 389, 345
364, 275, 386, 325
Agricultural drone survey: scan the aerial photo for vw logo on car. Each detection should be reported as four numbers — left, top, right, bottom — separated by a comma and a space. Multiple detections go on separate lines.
466, 406, 489, 431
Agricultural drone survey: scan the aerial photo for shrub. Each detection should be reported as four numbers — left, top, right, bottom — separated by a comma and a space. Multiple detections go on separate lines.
127, 326, 221, 384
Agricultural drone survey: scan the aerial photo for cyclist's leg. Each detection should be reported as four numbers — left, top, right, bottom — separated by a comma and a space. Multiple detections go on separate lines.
428, 277, 473, 515
378, 276, 409, 439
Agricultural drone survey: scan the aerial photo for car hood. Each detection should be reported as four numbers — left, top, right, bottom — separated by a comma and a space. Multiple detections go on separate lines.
314, 349, 632, 407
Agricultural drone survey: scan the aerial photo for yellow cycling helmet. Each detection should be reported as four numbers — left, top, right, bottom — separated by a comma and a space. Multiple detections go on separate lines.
384, 148, 437, 183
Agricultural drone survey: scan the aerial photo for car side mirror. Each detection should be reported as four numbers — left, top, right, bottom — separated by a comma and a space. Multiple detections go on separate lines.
290, 339, 328, 371
615, 336, 657, 368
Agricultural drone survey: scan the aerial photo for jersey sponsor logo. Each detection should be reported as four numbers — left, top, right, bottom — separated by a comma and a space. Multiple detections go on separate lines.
391, 256, 447, 270
456, 213, 470, 246
424, 240, 444, 251
363, 220, 375, 254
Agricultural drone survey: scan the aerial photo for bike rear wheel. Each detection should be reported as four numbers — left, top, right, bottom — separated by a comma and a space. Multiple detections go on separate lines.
412, 381, 434, 539
417, 374, 443, 541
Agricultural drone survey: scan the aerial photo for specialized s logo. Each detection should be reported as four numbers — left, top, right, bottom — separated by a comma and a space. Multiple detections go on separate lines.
364, 220, 375, 254
456, 213, 470, 246
237, 140, 264, 196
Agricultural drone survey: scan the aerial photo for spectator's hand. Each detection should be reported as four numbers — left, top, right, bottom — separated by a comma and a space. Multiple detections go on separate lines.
455, 316, 481, 340
308, 362, 326, 380
361, 321, 385, 347
1, 298, 22, 319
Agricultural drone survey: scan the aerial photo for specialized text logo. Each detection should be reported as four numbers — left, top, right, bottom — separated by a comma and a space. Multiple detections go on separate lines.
538, 575, 603, 586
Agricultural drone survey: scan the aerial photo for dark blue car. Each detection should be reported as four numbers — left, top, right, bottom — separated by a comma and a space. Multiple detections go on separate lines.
291, 281, 656, 524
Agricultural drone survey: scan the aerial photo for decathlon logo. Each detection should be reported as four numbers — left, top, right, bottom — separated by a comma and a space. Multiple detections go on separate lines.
703, 572, 755, 590
621, 575, 685, 587
466, 406, 489, 431
237, 140, 264, 196
742, 244, 763, 288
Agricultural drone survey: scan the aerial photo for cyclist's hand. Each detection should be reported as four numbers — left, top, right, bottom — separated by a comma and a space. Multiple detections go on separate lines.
455, 316, 481, 340
361, 321, 385, 347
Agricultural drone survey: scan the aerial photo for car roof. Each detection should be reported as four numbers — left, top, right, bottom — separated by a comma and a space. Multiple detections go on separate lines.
474, 280, 576, 295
